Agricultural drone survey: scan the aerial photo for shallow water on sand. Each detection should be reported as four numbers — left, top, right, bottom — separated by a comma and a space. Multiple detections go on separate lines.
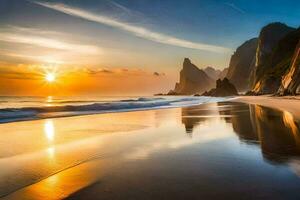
1, 102, 300, 200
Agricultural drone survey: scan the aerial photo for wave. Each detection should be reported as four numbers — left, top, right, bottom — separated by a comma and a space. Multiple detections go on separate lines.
0, 96, 227, 123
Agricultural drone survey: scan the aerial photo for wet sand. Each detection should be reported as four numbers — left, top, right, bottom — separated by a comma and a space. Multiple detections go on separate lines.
1, 101, 300, 199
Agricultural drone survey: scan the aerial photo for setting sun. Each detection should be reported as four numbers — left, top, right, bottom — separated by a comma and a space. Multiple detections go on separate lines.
46, 73, 56, 82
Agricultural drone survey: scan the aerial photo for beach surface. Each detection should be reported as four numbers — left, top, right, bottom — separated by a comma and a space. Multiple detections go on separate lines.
1, 99, 300, 199
233, 95, 300, 118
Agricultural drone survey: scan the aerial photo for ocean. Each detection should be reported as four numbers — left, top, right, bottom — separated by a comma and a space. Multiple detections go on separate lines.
0, 96, 229, 123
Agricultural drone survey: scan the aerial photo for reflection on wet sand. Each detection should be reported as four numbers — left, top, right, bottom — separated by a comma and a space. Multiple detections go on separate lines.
44, 120, 55, 142
181, 104, 223, 137
218, 102, 258, 143
250, 104, 300, 163
182, 102, 300, 164
2, 103, 300, 199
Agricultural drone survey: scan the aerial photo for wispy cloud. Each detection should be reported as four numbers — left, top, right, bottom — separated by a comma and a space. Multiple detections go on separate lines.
0, 51, 66, 64
85, 68, 114, 75
33, 1, 231, 53
0, 26, 103, 64
224, 2, 246, 14
82, 67, 160, 77
0, 32, 101, 55
0, 66, 41, 80
7, 25, 64, 37
109, 0, 132, 15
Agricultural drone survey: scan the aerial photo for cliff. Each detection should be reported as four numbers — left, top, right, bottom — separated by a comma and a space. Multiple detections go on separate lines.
168, 22, 300, 96
226, 38, 258, 91
252, 27, 299, 94
172, 58, 215, 95
278, 38, 300, 95
251, 23, 296, 94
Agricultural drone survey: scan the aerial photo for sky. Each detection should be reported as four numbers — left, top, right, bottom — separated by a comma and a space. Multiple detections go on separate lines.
0, 0, 299, 95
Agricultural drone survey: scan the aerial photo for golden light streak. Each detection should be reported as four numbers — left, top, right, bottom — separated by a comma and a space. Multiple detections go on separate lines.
44, 120, 55, 142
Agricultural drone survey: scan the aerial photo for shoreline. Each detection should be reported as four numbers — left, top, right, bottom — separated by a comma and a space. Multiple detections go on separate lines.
231, 95, 300, 118
0, 96, 227, 124
1, 95, 300, 125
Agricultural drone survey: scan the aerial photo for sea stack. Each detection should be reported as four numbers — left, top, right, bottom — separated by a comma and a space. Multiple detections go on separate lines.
201, 78, 238, 97
170, 58, 215, 95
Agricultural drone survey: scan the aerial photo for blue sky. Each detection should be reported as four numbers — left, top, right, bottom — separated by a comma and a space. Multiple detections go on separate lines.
1, 0, 299, 69
0, 0, 299, 95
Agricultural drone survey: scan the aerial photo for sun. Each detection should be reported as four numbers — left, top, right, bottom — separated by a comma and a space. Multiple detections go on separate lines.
45, 73, 56, 82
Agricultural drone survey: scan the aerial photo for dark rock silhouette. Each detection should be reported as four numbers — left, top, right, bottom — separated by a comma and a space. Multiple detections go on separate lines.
172, 58, 215, 95
226, 38, 258, 92
201, 78, 238, 97
167, 90, 180, 95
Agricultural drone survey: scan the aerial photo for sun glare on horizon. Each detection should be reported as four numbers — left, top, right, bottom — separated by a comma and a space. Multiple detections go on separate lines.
45, 73, 56, 83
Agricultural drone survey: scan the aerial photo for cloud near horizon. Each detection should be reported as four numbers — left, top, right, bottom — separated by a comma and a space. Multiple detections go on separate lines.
0, 64, 164, 81
84, 67, 163, 77
153, 72, 165, 76
33, 1, 231, 53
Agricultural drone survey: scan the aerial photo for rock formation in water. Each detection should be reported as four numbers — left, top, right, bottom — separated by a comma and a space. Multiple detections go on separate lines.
226, 38, 258, 92
171, 58, 215, 95
201, 78, 238, 97
250, 23, 296, 94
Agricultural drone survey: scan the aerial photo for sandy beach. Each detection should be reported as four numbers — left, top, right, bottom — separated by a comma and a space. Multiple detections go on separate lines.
1, 98, 300, 200
232, 96, 300, 118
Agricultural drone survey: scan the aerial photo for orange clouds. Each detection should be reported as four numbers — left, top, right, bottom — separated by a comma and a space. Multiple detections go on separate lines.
0, 64, 174, 96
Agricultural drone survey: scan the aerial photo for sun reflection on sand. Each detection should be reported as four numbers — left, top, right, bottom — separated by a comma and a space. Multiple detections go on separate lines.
47, 147, 56, 159
44, 120, 55, 142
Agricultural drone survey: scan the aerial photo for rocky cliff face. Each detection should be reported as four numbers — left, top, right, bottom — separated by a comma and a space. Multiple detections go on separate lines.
168, 23, 300, 96
251, 23, 296, 93
226, 38, 258, 92
255, 23, 295, 68
278, 39, 300, 95
172, 58, 215, 95
252, 26, 299, 94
